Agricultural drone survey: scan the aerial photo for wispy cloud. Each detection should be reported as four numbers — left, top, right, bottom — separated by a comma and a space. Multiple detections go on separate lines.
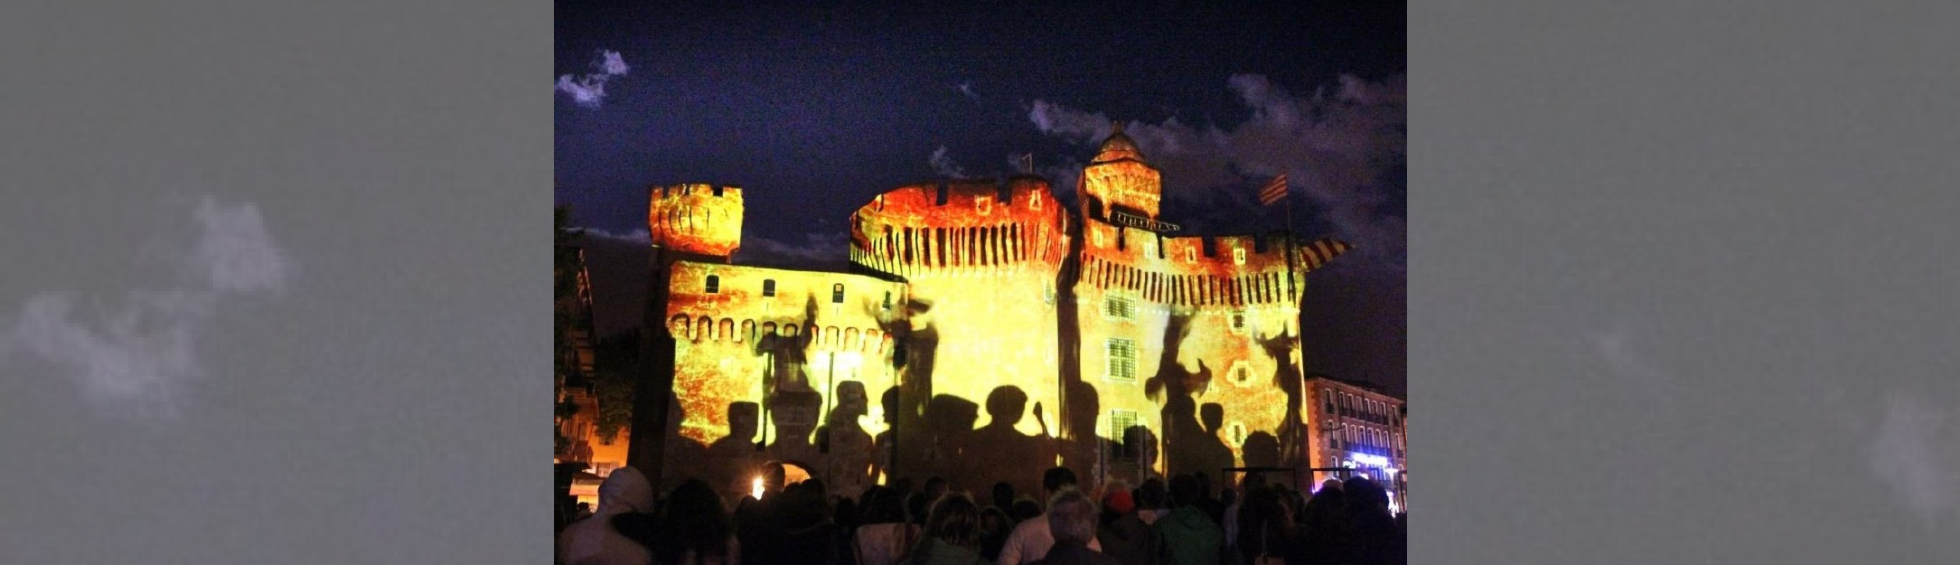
735, 231, 851, 272
1028, 73, 1406, 266
956, 81, 979, 101
2, 196, 294, 420
556, 49, 631, 109
929, 145, 968, 178
1872, 390, 1958, 528
582, 227, 651, 246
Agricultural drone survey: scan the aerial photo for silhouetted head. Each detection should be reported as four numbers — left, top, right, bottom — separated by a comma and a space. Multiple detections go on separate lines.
1046, 489, 1099, 546
727, 402, 760, 439
880, 387, 901, 422
923, 492, 984, 548
1011, 498, 1043, 522
862, 487, 909, 525
1137, 478, 1167, 510
1169, 474, 1201, 508
760, 461, 787, 493
991, 481, 1015, 510
835, 381, 868, 419
1200, 403, 1224, 432
1042, 466, 1079, 496
924, 476, 949, 500
1341, 476, 1389, 512
984, 386, 1028, 425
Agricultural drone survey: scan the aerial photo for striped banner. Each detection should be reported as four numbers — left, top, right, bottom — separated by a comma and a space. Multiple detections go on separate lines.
1299, 238, 1352, 271
1258, 173, 1288, 205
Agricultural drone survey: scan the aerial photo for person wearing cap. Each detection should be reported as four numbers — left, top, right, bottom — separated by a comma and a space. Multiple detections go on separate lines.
1094, 481, 1161, 565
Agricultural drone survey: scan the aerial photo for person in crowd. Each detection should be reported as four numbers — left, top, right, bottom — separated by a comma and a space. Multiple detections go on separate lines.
645, 479, 739, 565
1152, 474, 1223, 565
855, 487, 922, 565
998, 468, 1103, 564
1220, 473, 1263, 559
558, 467, 656, 565
1133, 479, 1167, 527
906, 492, 992, 565
978, 506, 1014, 561
1193, 473, 1226, 528
576, 502, 595, 521
1234, 485, 1304, 565
1335, 477, 1402, 565
1093, 481, 1159, 565
992, 482, 1018, 515
1030, 489, 1121, 565
1296, 484, 1346, 565
1010, 498, 1043, 525
777, 479, 843, 565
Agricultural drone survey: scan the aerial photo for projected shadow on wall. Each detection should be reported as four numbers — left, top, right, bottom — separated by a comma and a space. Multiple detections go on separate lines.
1257, 328, 1307, 467
1143, 313, 1233, 481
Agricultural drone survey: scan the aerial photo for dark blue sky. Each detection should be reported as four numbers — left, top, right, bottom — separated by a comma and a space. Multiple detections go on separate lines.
555, 1, 1405, 394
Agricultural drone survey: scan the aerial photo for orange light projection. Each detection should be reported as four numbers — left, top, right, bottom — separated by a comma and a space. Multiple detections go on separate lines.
646, 131, 1353, 502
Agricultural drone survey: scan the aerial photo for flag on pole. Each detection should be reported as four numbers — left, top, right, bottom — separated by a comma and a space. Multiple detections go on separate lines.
1258, 173, 1288, 205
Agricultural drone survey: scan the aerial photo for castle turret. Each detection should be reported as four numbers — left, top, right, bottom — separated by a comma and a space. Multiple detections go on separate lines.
1080, 122, 1164, 222
647, 183, 745, 262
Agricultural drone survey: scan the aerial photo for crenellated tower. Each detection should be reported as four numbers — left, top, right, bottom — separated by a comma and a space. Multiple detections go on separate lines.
1080, 122, 1164, 223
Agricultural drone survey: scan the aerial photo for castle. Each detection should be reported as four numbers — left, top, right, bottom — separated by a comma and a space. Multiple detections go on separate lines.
626, 125, 1353, 501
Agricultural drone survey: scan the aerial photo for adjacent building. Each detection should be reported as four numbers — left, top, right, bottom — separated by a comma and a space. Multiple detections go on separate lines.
1304, 373, 1407, 512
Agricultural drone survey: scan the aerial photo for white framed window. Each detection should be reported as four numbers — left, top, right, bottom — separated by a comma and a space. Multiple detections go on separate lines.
1106, 338, 1137, 382
1104, 296, 1137, 320
1233, 247, 1246, 265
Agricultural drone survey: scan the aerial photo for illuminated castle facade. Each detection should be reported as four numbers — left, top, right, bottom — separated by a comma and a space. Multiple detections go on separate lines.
628, 126, 1352, 501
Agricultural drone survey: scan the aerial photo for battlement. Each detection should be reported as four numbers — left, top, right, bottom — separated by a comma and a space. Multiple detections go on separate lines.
1077, 218, 1350, 309
647, 183, 745, 258
848, 177, 1067, 278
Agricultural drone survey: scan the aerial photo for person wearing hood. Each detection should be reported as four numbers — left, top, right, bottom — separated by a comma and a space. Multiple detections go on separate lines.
1152, 475, 1222, 565
558, 467, 657, 565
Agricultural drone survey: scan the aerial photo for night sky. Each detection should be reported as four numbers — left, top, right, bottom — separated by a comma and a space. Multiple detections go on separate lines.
555, 1, 1405, 395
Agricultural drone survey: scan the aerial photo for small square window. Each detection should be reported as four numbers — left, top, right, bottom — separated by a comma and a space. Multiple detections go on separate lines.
832, 283, 845, 304
705, 274, 720, 294
762, 279, 776, 297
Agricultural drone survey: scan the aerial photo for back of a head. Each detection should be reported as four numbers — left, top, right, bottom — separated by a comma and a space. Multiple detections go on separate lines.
1137, 478, 1167, 509
863, 487, 909, 524
1342, 477, 1389, 511
661, 479, 732, 558
1011, 498, 1043, 523
597, 467, 654, 515
924, 476, 949, 498
992, 481, 1015, 508
924, 492, 983, 547
1041, 466, 1078, 495
1168, 474, 1201, 508
1045, 489, 1098, 546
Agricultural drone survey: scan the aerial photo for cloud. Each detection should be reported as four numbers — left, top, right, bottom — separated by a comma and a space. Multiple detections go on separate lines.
2, 196, 294, 420
956, 82, 979, 101
582, 227, 651, 246
1871, 390, 1959, 527
192, 197, 294, 293
557, 49, 631, 109
1027, 73, 1406, 266
735, 231, 851, 272
929, 145, 968, 178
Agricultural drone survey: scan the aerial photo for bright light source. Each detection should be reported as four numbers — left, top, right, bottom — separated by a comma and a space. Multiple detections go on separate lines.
751, 477, 765, 500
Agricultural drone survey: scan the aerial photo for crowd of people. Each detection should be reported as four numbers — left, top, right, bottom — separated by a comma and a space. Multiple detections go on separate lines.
556, 463, 1406, 565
